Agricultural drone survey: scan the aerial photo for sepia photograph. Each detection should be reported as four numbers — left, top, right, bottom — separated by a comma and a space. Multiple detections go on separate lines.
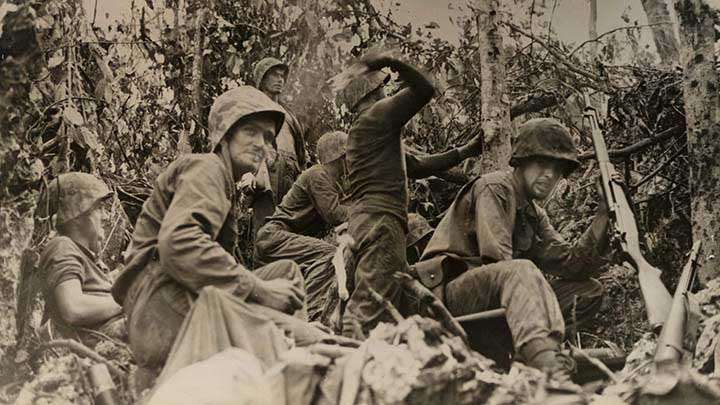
1, 0, 719, 403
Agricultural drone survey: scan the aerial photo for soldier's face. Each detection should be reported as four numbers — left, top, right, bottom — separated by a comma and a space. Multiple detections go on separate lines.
72, 203, 108, 254
521, 157, 563, 200
226, 115, 276, 176
261, 67, 286, 95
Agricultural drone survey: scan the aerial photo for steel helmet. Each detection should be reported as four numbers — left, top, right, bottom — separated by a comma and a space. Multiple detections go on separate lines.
207, 86, 286, 151
406, 213, 434, 248
317, 131, 348, 164
253, 57, 289, 89
338, 70, 390, 112
510, 117, 580, 174
37, 172, 112, 226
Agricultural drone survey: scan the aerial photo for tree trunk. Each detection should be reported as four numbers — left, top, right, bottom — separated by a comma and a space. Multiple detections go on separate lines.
588, 0, 598, 58
189, 8, 206, 151
475, 0, 511, 173
642, 0, 681, 67
673, 0, 720, 283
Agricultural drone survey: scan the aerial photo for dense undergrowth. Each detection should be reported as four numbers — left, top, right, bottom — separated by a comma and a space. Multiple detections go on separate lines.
0, 0, 699, 402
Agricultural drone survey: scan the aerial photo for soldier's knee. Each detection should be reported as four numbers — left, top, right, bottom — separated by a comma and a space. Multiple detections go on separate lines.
585, 278, 604, 297
506, 259, 544, 280
275, 259, 301, 278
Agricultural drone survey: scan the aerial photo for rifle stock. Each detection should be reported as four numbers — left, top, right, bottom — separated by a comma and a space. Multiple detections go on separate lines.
583, 93, 672, 328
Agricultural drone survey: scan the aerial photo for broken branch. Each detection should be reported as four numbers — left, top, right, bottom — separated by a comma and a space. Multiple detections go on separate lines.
394, 271, 468, 343
40, 339, 125, 377
579, 126, 683, 161
368, 286, 404, 323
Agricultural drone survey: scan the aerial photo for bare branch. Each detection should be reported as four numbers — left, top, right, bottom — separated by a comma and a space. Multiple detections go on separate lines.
504, 22, 604, 88
579, 126, 683, 160
568, 23, 670, 59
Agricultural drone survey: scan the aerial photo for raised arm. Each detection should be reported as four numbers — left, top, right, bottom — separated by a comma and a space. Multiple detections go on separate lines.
405, 130, 483, 179
361, 55, 435, 128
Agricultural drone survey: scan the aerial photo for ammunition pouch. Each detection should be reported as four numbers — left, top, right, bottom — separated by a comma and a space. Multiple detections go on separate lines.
411, 254, 474, 301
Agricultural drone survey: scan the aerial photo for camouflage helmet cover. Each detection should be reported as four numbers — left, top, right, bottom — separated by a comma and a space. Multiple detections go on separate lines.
37, 172, 112, 226
406, 213, 434, 248
208, 85, 286, 151
510, 117, 580, 174
253, 57, 289, 89
317, 131, 349, 164
338, 70, 390, 112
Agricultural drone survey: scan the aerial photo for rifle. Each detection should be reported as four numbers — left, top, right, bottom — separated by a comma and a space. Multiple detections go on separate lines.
654, 240, 702, 367
583, 93, 673, 329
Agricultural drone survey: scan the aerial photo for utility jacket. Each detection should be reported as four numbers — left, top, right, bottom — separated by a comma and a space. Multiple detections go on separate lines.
420, 170, 609, 287
112, 153, 258, 307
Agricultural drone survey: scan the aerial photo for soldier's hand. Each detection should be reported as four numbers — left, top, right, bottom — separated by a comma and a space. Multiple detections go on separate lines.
458, 130, 484, 159
253, 278, 305, 314
596, 172, 624, 214
239, 173, 257, 193
358, 50, 396, 71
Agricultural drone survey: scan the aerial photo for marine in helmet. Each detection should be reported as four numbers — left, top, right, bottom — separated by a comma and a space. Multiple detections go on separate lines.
250, 57, 308, 234
254, 130, 350, 322
334, 53, 439, 337
36, 172, 125, 345
112, 86, 312, 376
255, 127, 480, 325
417, 117, 610, 378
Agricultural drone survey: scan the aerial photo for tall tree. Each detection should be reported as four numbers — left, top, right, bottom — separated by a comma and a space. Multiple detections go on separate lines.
588, 0, 598, 58
475, 0, 511, 173
673, 0, 720, 283
642, 0, 681, 67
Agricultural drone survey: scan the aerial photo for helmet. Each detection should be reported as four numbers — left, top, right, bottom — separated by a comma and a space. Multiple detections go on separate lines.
510, 118, 580, 174
37, 172, 112, 226
253, 57, 288, 89
317, 131, 348, 164
338, 70, 389, 112
208, 86, 286, 151
406, 213, 434, 248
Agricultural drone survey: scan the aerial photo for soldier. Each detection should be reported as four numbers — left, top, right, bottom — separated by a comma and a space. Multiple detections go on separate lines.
418, 117, 609, 377
336, 54, 437, 337
112, 86, 309, 377
251, 57, 308, 234
254, 130, 350, 321
36, 172, 125, 345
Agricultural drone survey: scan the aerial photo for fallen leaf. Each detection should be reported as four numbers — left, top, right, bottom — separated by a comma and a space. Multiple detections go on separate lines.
48, 50, 64, 68
63, 106, 84, 126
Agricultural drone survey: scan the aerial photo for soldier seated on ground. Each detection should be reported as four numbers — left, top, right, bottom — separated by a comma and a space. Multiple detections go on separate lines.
254, 130, 350, 322
255, 128, 482, 323
37, 172, 125, 345
418, 118, 610, 378
111, 86, 310, 378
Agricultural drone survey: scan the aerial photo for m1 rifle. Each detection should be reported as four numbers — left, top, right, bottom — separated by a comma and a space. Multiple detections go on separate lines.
654, 240, 702, 368
583, 93, 673, 329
